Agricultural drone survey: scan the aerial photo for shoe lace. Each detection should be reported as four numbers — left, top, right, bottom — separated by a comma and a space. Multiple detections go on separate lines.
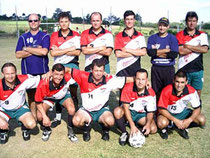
120, 132, 128, 141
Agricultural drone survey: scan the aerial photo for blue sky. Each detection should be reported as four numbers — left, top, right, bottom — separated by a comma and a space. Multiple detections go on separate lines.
0, 0, 210, 23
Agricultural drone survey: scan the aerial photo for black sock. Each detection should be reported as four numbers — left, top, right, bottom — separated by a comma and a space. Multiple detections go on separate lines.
200, 99, 202, 109
55, 102, 62, 113
21, 124, 28, 131
100, 123, 110, 132
68, 114, 73, 127
116, 117, 127, 133
0, 129, 9, 133
37, 120, 44, 127
82, 123, 91, 132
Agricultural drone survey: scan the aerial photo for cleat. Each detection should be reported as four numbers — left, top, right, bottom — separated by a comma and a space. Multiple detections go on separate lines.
68, 126, 78, 143
51, 118, 61, 128
119, 132, 128, 146
101, 131, 109, 141
42, 128, 52, 141
0, 131, 9, 144
160, 129, 168, 140
83, 131, 91, 142
177, 129, 189, 139
22, 130, 30, 141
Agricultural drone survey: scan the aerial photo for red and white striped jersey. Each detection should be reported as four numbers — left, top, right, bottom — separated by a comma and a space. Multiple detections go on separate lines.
72, 69, 125, 111
0, 75, 40, 110
35, 73, 75, 103
158, 84, 200, 114
121, 82, 156, 113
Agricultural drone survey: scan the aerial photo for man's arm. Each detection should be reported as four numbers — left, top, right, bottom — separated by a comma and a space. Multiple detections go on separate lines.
50, 45, 80, 57
159, 108, 184, 129
24, 47, 48, 56
97, 47, 112, 56
81, 45, 106, 55
182, 108, 201, 129
36, 103, 51, 126
123, 103, 139, 135
156, 49, 170, 58
178, 45, 192, 56
142, 112, 154, 135
16, 50, 32, 58
115, 50, 133, 58
184, 45, 208, 54
123, 48, 147, 57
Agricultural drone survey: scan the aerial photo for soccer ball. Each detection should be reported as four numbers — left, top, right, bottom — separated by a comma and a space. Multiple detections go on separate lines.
129, 130, 146, 148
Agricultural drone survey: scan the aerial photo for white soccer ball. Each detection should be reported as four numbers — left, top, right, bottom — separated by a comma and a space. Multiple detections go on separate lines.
129, 130, 146, 148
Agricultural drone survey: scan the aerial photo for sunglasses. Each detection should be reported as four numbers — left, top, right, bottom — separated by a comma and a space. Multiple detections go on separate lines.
28, 19, 39, 23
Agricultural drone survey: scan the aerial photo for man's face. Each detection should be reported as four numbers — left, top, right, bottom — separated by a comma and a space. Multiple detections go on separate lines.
158, 23, 169, 34
59, 17, 70, 31
2, 66, 16, 85
174, 77, 188, 93
124, 15, 135, 29
135, 72, 148, 90
91, 14, 102, 30
52, 70, 65, 86
92, 65, 104, 82
28, 14, 40, 31
186, 17, 198, 31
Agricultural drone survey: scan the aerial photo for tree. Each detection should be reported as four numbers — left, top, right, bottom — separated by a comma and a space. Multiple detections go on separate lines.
52, 8, 63, 20
135, 13, 142, 26
84, 13, 90, 24
104, 14, 120, 25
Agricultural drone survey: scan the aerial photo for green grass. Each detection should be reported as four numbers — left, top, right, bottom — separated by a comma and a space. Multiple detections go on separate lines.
0, 36, 210, 158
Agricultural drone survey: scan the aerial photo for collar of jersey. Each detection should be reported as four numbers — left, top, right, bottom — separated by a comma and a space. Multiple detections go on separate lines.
172, 84, 189, 97
2, 76, 21, 91
89, 26, 105, 36
58, 28, 73, 38
49, 78, 67, 91
133, 83, 149, 96
122, 28, 138, 38
88, 73, 106, 86
183, 28, 200, 37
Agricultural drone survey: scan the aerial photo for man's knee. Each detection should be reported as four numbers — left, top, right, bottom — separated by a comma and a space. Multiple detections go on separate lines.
157, 116, 169, 129
113, 107, 124, 119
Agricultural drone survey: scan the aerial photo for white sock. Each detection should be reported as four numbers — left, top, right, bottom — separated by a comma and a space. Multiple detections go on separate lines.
56, 113, 61, 121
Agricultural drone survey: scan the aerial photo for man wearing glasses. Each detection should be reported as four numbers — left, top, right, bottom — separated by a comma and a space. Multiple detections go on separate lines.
15, 13, 50, 119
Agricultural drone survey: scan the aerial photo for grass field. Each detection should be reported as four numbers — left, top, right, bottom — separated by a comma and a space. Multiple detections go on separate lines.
0, 35, 210, 158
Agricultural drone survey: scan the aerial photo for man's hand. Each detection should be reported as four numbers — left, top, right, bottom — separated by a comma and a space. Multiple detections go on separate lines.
182, 118, 193, 129
130, 125, 139, 136
174, 118, 184, 129
41, 70, 52, 81
51, 45, 60, 50
43, 116, 51, 127
142, 124, 151, 136
0, 118, 9, 130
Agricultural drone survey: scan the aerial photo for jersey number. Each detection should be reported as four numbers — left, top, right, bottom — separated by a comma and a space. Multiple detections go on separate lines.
171, 106, 176, 111
88, 94, 93, 99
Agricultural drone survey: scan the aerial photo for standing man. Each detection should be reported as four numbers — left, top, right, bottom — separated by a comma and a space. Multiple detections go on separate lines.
15, 13, 50, 119
0, 63, 40, 144
50, 12, 81, 128
35, 64, 78, 142
115, 10, 146, 77
114, 68, 157, 146
176, 11, 209, 98
147, 17, 178, 100
157, 70, 206, 139
71, 59, 131, 142
80, 12, 113, 73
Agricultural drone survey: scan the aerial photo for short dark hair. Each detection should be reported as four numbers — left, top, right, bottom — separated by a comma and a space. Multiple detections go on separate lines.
1, 62, 17, 73
185, 11, 198, 22
52, 63, 65, 72
90, 12, 102, 21
124, 10, 135, 19
28, 13, 40, 21
135, 68, 148, 78
91, 58, 105, 70
174, 70, 187, 80
58, 12, 71, 21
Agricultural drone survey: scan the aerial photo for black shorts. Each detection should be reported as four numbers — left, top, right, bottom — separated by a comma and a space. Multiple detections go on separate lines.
151, 65, 175, 94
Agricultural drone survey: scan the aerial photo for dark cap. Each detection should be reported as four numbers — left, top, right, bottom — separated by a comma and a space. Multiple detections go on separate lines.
158, 17, 169, 25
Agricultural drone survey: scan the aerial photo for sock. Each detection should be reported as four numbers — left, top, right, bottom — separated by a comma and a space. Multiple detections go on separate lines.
200, 99, 202, 109
100, 123, 110, 132
116, 117, 127, 133
68, 114, 73, 127
21, 124, 28, 131
55, 113, 61, 121
82, 123, 91, 132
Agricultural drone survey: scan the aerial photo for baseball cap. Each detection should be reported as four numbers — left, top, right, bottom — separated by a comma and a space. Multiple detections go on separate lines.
158, 17, 169, 25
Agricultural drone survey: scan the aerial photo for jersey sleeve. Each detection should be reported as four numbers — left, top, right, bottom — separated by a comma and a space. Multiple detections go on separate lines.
75, 36, 81, 50
114, 33, 123, 51
80, 31, 88, 47
25, 75, 40, 89
50, 32, 58, 49
120, 84, 132, 104
41, 34, 50, 50
108, 76, 126, 90
35, 80, 47, 103
146, 89, 157, 112
139, 35, 146, 48
176, 32, 184, 46
15, 36, 25, 52
190, 90, 200, 109
158, 87, 170, 109
105, 33, 114, 49
200, 33, 209, 48
71, 68, 83, 86
147, 35, 157, 57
